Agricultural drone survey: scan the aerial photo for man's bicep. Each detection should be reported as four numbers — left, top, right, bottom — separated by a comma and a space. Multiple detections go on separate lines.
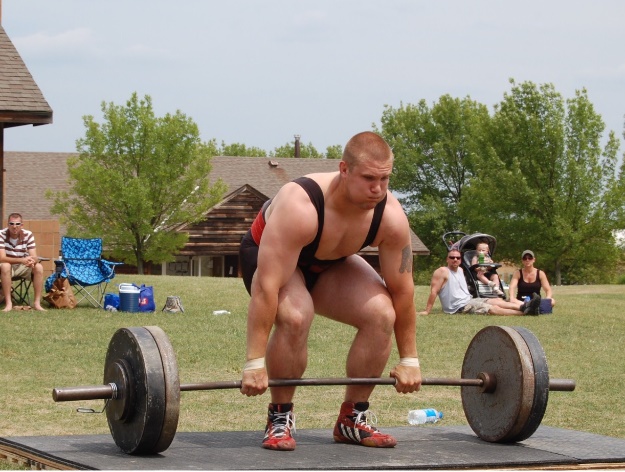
379, 240, 415, 297
255, 234, 300, 291
430, 269, 447, 294
255, 202, 315, 291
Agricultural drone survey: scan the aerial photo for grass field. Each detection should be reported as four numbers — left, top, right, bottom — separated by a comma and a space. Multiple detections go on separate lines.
1, 274, 624, 468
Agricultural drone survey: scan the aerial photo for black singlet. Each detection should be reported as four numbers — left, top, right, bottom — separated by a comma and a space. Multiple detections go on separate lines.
240, 176, 388, 293
292, 176, 387, 271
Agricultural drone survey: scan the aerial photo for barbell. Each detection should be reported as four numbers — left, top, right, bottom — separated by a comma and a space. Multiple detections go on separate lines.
52, 325, 575, 455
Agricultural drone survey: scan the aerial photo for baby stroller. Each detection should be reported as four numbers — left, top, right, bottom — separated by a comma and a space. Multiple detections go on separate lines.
443, 231, 505, 299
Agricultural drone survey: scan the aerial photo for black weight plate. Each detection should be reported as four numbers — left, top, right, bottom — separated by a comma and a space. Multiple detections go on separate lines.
461, 325, 535, 443
507, 326, 549, 442
143, 326, 180, 453
104, 327, 166, 454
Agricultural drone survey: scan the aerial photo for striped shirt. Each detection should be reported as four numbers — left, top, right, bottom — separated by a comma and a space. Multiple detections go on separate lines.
0, 228, 36, 260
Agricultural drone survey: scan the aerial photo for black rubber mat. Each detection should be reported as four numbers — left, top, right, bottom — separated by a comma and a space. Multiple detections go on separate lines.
2, 425, 625, 470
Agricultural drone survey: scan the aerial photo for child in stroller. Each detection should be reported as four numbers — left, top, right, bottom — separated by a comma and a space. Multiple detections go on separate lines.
443, 231, 506, 299
471, 241, 505, 297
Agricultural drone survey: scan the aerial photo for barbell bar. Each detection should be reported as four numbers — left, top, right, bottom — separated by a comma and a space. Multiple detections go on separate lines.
54, 375, 575, 402
51, 325, 576, 455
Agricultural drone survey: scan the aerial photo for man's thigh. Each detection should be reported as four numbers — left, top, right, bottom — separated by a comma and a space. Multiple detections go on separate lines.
11, 264, 32, 279
310, 255, 392, 328
465, 298, 490, 314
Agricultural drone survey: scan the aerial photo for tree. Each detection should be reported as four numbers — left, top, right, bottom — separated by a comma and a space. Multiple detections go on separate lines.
325, 144, 343, 159
460, 80, 623, 284
219, 141, 267, 157
376, 95, 492, 279
272, 140, 322, 158
48, 93, 227, 274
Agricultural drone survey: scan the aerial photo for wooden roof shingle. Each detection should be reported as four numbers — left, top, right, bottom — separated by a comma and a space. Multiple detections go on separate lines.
0, 25, 53, 127
208, 156, 342, 199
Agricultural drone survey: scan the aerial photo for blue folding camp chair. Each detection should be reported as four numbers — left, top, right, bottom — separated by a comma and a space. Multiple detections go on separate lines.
45, 237, 122, 308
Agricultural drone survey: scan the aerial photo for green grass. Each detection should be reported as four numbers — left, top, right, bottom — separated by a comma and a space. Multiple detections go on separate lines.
1, 275, 624, 469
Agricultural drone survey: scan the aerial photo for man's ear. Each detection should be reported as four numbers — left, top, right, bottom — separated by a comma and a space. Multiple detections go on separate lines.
339, 160, 348, 176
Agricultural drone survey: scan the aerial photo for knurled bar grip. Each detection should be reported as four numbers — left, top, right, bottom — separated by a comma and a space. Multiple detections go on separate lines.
52, 376, 576, 402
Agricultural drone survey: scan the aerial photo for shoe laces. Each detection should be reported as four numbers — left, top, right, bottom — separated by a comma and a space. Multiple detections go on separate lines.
269, 410, 296, 438
353, 408, 378, 432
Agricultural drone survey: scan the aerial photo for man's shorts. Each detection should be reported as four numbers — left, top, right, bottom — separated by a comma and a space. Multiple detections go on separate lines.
457, 298, 491, 314
11, 264, 33, 279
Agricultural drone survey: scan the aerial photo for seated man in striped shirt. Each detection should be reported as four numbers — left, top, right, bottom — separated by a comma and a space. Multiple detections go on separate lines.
0, 213, 46, 311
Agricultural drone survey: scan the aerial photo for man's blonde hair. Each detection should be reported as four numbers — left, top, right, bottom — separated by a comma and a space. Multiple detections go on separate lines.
342, 131, 393, 170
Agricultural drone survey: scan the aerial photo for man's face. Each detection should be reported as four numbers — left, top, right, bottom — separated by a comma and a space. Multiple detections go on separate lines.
342, 158, 393, 210
447, 251, 462, 268
7, 217, 23, 237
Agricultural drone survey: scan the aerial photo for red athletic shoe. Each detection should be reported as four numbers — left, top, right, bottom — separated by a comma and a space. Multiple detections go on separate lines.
262, 403, 296, 451
333, 401, 397, 448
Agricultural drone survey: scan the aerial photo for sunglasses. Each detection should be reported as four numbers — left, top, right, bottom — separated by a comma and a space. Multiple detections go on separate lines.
448, 256, 461, 260
8, 222, 22, 226
522, 256, 534, 260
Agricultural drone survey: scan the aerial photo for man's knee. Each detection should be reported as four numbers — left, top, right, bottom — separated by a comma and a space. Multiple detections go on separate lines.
275, 306, 314, 334
364, 297, 396, 334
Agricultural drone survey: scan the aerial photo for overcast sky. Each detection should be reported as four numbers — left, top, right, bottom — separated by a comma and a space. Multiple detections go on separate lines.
3, 0, 625, 155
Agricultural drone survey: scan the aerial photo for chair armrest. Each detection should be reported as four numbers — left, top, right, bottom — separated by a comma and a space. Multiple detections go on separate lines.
62, 257, 100, 261
102, 259, 124, 266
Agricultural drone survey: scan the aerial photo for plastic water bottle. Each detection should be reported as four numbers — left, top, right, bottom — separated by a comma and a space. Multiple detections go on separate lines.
478, 252, 484, 264
407, 408, 443, 425
212, 310, 230, 316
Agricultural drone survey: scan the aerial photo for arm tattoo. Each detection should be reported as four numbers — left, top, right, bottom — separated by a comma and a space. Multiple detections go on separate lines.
399, 245, 412, 273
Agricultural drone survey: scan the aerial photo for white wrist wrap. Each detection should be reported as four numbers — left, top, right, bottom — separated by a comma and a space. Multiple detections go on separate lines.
399, 357, 420, 368
244, 357, 265, 371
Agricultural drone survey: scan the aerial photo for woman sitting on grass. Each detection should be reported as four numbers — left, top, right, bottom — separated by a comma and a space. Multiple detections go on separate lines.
508, 249, 555, 308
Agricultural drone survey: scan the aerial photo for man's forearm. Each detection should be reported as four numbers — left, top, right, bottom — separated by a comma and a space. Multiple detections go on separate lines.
421, 292, 438, 314
393, 307, 418, 359
245, 293, 278, 361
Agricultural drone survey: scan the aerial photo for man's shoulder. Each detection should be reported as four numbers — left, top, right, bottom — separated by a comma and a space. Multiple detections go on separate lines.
435, 266, 464, 277
377, 193, 410, 235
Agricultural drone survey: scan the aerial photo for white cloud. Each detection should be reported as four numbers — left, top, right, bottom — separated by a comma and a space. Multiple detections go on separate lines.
12, 27, 95, 57
121, 43, 171, 60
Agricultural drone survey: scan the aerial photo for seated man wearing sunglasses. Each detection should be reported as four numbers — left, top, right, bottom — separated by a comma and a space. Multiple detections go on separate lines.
0, 213, 46, 311
418, 248, 540, 316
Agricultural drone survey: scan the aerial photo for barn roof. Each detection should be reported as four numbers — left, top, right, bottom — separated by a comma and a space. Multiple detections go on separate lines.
0, 25, 53, 127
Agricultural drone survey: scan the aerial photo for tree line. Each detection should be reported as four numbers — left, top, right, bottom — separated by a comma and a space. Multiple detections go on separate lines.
49, 81, 625, 283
